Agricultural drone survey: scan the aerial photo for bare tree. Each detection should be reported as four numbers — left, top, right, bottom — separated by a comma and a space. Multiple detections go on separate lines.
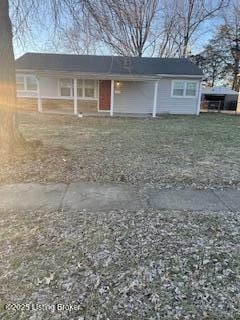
220, 0, 240, 90
159, 0, 227, 58
83, 0, 159, 57
58, 11, 103, 55
190, 46, 226, 87
60, 25, 98, 55
0, 0, 75, 151
0, 0, 18, 150
157, 0, 182, 57
190, 0, 240, 90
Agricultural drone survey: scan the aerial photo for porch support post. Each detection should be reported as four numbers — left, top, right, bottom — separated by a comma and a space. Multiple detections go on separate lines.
37, 78, 42, 112
237, 90, 240, 114
73, 78, 78, 115
110, 80, 114, 116
196, 80, 202, 115
152, 80, 159, 117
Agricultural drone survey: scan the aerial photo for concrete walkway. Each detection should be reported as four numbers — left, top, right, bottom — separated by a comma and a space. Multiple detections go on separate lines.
0, 182, 239, 212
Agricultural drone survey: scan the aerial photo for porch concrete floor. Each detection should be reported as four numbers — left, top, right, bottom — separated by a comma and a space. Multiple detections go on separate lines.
41, 110, 153, 117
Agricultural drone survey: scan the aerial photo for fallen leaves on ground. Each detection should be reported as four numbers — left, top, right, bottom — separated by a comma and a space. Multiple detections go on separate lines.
0, 208, 239, 319
0, 112, 239, 189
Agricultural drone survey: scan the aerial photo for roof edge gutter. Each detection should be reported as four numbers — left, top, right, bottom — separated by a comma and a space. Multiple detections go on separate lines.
15, 69, 203, 80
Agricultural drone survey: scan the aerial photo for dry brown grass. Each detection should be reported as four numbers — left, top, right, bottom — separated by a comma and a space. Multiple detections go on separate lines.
0, 110, 239, 188
0, 207, 239, 319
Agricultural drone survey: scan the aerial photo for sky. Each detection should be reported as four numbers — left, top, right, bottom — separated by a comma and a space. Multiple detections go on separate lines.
13, 26, 215, 59
12, 2, 223, 59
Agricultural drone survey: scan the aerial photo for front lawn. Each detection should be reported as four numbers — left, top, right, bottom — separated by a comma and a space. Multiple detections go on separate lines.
1, 112, 240, 319
0, 208, 239, 319
0, 111, 239, 188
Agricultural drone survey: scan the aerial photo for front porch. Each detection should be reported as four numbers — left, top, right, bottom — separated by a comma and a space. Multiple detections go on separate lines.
17, 97, 98, 115
32, 78, 115, 116
17, 75, 160, 117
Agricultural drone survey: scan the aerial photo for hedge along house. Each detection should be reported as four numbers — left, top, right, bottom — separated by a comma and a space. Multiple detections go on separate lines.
15, 53, 203, 116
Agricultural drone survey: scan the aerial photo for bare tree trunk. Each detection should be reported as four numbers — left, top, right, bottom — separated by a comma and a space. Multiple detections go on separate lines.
0, 0, 19, 151
211, 76, 215, 87
182, 0, 193, 58
84, 0, 158, 57
232, 58, 240, 91
164, 0, 227, 58
183, 36, 189, 58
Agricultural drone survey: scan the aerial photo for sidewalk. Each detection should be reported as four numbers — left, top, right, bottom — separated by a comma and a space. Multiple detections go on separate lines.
0, 182, 239, 212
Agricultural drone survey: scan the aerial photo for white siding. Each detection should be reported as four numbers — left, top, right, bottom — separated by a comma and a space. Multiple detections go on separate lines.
157, 78, 200, 115
16, 73, 201, 115
16, 75, 59, 98
39, 76, 59, 97
17, 75, 99, 100
113, 79, 200, 115
114, 81, 154, 114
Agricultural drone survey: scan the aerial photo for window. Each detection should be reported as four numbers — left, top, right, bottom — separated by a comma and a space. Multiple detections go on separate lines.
186, 82, 197, 96
172, 81, 185, 96
16, 75, 25, 90
84, 80, 96, 98
26, 76, 37, 91
59, 79, 97, 98
60, 79, 73, 97
172, 81, 197, 97
16, 74, 37, 91
77, 80, 83, 97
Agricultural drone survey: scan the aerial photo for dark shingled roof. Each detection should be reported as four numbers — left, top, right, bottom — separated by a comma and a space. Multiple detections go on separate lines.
16, 53, 203, 76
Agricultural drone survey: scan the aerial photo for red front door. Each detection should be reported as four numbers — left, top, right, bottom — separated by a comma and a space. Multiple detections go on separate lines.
99, 80, 111, 110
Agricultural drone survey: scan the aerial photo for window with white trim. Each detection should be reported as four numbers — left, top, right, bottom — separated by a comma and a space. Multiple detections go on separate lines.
84, 80, 96, 98
16, 74, 37, 91
60, 79, 97, 98
172, 81, 197, 97
77, 80, 83, 97
26, 75, 37, 91
60, 79, 73, 97
186, 82, 197, 96
172, 81, 185, 96
16, 75, 25, 90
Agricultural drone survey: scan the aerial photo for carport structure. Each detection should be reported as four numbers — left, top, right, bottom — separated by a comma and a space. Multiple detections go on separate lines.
201, 86, 238, 111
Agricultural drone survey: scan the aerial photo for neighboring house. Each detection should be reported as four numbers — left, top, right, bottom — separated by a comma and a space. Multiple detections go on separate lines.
15, 53, 203, 116
201, 86, 238, 111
